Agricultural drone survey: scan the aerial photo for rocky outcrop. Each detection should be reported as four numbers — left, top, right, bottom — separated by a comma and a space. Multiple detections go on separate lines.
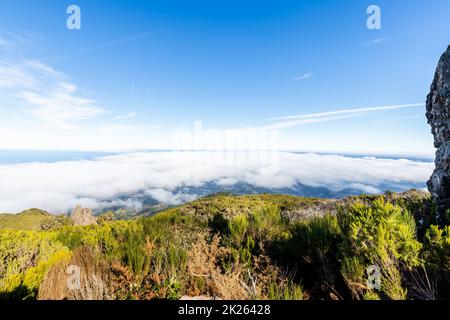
426, 45, 450, 223
71, 205, 97, 226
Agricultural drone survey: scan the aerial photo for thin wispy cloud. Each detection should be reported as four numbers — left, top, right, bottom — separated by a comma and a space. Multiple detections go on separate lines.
0, 38, 13, 47
270, 103, 424, 121
365, 37, 392, 46
116, 112, 138, 120
98, 124, 132, 133
0, 34, 107, 128
267, 113, 365, 130
162, 102, 427, 157
18, 82, 106, 129
0, 58, 106, 128
294, 73, 312, 81
76, 31, 162, 54
97, 123, 160, 134
5, 29, 44, 43
0, 59, 38, 88
0, 29, 44, 50
264, 103, 424, 130
23, 59, 61, 76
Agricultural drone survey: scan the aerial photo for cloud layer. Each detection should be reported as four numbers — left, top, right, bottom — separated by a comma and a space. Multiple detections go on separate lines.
0, 151, 433, 213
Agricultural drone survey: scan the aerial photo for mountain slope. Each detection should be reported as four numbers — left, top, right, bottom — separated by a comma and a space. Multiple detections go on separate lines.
0, 209, 70, 230
1, 189, 445, 301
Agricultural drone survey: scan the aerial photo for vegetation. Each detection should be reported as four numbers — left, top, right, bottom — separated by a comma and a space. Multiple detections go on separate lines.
0, 209, 71, 231
0, 191, 449, 300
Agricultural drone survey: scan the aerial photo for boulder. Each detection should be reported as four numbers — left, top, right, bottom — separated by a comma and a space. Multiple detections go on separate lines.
71, 205, 97, 226
426, 45, 450, 223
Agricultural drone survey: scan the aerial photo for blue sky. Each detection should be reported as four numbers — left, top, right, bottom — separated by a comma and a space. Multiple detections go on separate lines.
0, 0, 449, 155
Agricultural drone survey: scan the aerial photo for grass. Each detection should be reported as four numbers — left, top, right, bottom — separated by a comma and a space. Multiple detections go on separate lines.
0, 209, 70, 231
0, 190, 448, 300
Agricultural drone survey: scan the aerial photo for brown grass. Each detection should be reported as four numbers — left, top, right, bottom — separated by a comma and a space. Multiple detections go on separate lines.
187, 233, 250, 300
38, 246, 113, 300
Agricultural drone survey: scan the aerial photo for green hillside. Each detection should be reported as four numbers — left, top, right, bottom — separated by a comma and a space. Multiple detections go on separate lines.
0, 209, 71, 231
1, 191, 449, 301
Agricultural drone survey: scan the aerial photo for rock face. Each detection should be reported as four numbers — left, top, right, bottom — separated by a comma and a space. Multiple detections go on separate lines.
71, 205, 97, 226
426, 45, 450, 222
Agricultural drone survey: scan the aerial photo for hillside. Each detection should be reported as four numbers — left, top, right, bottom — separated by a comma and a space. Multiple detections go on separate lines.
0, 209, 71, 231
2, 190, 449, 300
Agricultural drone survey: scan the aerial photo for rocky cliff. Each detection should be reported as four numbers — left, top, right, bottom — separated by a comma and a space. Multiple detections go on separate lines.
426, 45, 450, 223
71, 205, 97, 226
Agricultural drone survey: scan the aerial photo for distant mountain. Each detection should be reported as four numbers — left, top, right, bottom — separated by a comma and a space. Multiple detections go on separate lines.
96, 181, 427, 218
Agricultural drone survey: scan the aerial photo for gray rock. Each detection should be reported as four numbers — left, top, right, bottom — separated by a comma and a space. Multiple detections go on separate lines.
426, 45, 450, 223
71, 205, 98, 226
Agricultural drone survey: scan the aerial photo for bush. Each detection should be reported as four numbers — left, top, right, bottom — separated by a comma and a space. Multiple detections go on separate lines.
0, 193, 442, 301
22, 249, 71, 295
337, 199, 422, 299
422, 225, 450, 298
122, 229, 147, 275
56, 220, 142, 260
0, 229, 70, 299
247, 205, 285, 243
226, 205, 285, 249
38, 246, 113, 300
228, 214, 250, 246
270, 214, 341, 298
268, 280, 304, 300
423, 225, 450, 269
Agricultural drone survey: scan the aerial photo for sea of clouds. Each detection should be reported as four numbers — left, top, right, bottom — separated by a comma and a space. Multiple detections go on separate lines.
0, 151, 434, 213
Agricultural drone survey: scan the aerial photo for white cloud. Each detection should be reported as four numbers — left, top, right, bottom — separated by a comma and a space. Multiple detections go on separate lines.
115, 112, 137, 120
294, 73, 312, 81
145, 188, 197, 205
18, 82, 105, 128
0, 38, 13, 47
270, 103, 424, 122
0, 58, 106, 128
266, 103, 424, 129
76, 31, 162, 54
97, 124, 133, 133
349, 183, 381, 194
0, 59, 38, 88
0, 151, 433, 213
365, 37, 392, 46
4, 30, 44, 44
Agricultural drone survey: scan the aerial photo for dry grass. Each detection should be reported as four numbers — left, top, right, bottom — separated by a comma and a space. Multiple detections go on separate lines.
38, 246, 113, 300
187, 233, 250, 300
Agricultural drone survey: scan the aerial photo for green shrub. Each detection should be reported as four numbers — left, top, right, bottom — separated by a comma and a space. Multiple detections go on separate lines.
363, 291, 381, 300
165, 244, 188, 278
268, 280, 304, 300
337, 199, 422, 299
0, 193, 439, 301
228, 214, 249, 246
270, 214, 341, 298
247, 205, 285, 243
122, 229, 147, 275
424, 225, 450, 268
422, 225, 450, 298
0, 229, 70, 299
56, 220, 142, 260
21, 249, 71, 295
147, 244, 188, 298
227, 205, 285, 248
208, 213, 230, 235
340, 256, 366, 295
